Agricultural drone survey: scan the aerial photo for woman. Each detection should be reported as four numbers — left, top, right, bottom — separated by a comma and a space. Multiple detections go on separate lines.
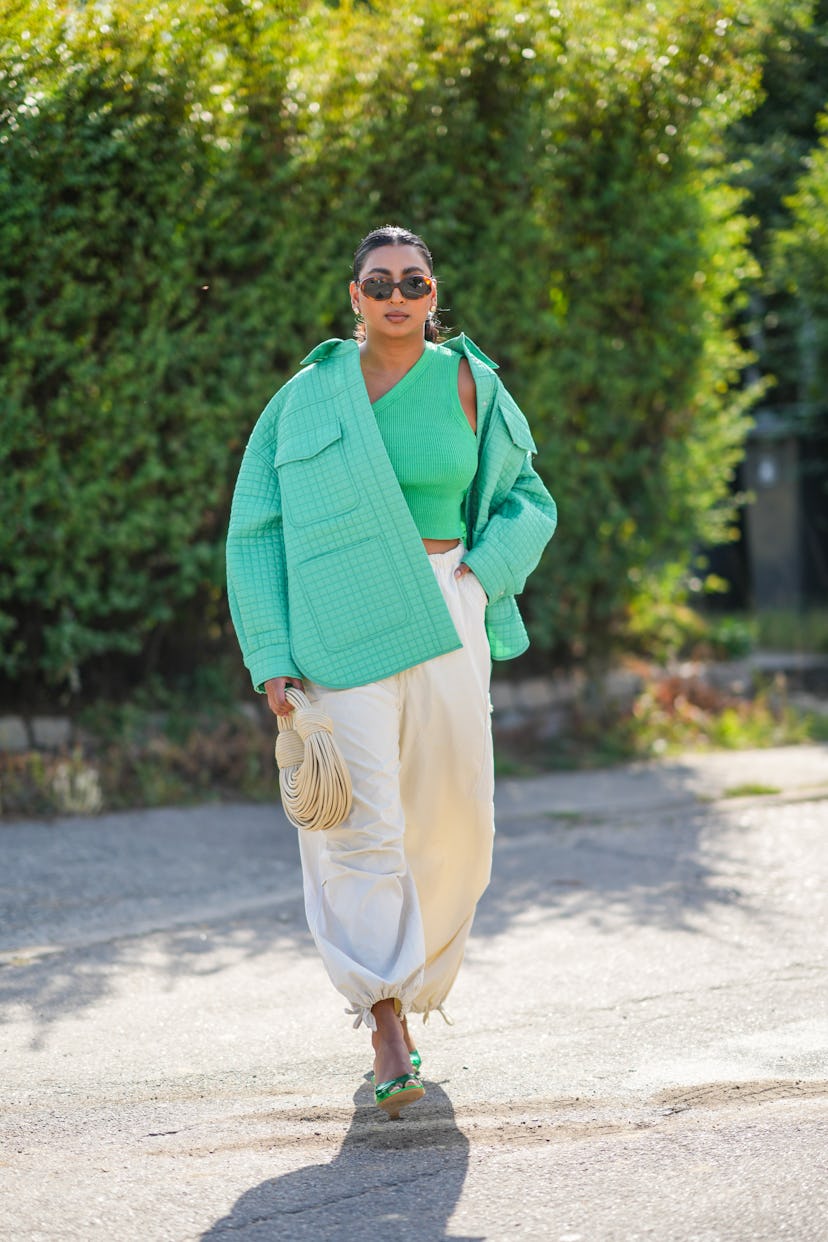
226, 225, 557, 1117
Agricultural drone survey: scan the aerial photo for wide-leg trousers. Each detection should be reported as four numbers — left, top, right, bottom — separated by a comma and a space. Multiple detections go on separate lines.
298, 542, 495, 1029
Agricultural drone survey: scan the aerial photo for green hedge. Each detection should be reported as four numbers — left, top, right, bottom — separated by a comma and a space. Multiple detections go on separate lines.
773, 109, 828, 420
0, 0, 786, 696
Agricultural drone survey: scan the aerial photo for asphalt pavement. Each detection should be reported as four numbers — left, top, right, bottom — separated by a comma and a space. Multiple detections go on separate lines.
1, 744, 827, 1241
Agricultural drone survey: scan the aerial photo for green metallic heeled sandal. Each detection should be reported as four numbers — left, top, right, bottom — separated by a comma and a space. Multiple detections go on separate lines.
374, 1072, 425, 1119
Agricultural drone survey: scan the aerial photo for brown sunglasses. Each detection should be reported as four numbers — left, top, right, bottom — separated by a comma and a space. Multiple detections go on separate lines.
357, 274, 435, 301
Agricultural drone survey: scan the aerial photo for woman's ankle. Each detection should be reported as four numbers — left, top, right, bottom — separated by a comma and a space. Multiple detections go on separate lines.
371, 999, 404, 1045
370, 1000, 413, 1077
371, 998, 400, 1027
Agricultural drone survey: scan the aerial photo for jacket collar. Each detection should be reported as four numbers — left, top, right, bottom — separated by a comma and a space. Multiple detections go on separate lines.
300, 338, 358, 367
442, 333, 499, 371
299, 333, 499, 371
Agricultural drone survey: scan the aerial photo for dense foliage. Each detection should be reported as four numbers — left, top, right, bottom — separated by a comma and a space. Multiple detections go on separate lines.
0, 0, 804, 698
773, 112, 828, 417
727, 0, 828, 425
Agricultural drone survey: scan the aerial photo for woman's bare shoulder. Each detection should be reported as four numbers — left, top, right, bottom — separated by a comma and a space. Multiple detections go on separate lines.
458, 356, 477, 430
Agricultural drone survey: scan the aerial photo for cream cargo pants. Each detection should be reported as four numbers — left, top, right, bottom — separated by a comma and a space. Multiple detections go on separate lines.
299, 542, 495, 1029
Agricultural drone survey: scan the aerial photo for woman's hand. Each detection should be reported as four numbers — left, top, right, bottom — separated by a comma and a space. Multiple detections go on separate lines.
454, 562, 488, 600
264, 676, 305, 717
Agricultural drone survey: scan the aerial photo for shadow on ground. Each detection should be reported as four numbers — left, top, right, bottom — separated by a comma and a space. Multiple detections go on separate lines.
2, 766, 781, 1041
200, 1080, 479, 1242
477, 799, 759, 938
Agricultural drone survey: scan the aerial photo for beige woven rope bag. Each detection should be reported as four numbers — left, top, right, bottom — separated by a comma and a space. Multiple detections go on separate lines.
274, 686, 352, 831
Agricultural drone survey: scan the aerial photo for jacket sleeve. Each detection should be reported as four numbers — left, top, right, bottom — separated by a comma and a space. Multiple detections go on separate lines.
225, 431, 301, 692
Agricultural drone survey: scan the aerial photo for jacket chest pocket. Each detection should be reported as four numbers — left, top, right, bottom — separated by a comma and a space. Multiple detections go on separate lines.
274, 418, 359, 528
490, 388, 537, 497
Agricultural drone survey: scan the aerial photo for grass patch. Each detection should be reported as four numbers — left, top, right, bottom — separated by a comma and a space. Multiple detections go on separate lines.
723, 783, 782, 799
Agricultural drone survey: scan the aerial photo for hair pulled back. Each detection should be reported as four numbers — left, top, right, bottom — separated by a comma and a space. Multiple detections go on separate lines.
352, 225, 445, 343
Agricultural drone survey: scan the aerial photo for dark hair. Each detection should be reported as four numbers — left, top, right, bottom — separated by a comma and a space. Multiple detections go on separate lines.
352, 225, 445, 343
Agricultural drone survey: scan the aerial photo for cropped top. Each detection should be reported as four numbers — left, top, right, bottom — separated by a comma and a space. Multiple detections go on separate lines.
371, 342, 478, 539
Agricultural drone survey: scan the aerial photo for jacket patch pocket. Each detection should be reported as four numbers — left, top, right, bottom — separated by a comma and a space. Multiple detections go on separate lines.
498, 386, 537, 453
295, 538, 408, 654
275, 419, 359, 528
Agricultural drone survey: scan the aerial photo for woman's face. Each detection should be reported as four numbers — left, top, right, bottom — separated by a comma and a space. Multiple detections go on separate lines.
350, 243, 437, 343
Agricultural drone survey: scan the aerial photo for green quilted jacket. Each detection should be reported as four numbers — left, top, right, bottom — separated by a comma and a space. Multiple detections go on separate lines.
226, 334, 557, 691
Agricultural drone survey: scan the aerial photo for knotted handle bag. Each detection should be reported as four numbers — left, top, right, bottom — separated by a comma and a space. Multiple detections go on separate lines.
274, 686, 352, 831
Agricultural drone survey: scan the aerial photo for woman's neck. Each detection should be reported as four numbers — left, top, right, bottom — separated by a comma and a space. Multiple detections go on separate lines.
359, 334, 426, 378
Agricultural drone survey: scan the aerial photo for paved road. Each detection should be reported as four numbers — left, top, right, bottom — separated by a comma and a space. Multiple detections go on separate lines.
2, 745, 827, 1241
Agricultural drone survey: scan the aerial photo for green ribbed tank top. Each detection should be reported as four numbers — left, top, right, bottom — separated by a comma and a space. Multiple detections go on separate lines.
371, 342, 478, 539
